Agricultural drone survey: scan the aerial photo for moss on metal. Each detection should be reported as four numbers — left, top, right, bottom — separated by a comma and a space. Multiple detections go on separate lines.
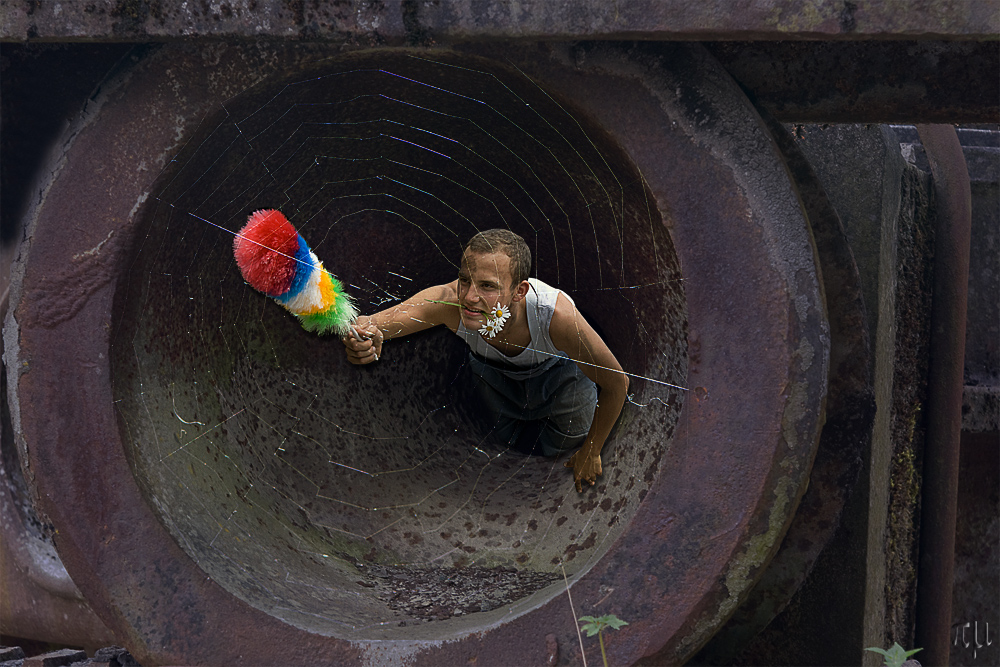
884, 163, 935, 648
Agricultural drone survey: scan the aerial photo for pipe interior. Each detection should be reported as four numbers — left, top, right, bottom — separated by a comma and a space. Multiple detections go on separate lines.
111, 51, 687, 640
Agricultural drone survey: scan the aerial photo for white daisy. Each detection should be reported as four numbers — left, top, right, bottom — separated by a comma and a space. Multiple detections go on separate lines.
479, 319, 500, 339
488, 303, 510, 325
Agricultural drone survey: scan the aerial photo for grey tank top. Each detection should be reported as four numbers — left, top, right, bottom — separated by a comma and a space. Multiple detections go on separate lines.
455, 278, 571, 377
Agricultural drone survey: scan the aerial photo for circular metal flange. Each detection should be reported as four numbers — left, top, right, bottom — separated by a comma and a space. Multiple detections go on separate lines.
7, 42, 828, 665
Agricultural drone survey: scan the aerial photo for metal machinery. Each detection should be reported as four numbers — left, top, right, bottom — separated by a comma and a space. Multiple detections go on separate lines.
2, 3, 996, 666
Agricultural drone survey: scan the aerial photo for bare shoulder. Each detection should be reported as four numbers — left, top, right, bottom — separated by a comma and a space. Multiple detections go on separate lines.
550, 291, 583, 328
549, 291, 594, 348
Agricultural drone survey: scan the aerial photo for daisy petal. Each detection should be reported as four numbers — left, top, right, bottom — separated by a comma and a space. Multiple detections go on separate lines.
479, 317, 503, 339
491, 304, 511, 324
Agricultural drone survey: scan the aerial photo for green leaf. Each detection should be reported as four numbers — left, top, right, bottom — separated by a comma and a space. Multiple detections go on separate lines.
578, 617, 601, 637
887, 642, 910, 666
604, 616, 629, 631
578, 614, 629, 641
864, 643, 922, 667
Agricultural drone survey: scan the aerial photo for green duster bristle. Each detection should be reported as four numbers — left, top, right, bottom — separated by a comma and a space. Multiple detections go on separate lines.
294, 275, 359, 336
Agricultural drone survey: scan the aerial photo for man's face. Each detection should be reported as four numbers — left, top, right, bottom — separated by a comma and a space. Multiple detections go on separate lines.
457, 251, 514, 326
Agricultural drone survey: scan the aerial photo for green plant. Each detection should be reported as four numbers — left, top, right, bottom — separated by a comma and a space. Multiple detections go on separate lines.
865, 642, 923, 667
579, 614, 629, 667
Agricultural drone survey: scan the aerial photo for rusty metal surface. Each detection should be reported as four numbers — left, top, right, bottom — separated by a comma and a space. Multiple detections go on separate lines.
2, 0, 998, 42
692, 112, 876, 663
0, 0, 406, 43
1, 284, 117, 650
0, 419, 117, 651
893, 125, 999, 434
7, 41, 828, 666
914, 124, 973, 667
0, 41, 132, 650
707, 41, 1000, 124
962, 385, 1000, 432
394, 1, 1000, 42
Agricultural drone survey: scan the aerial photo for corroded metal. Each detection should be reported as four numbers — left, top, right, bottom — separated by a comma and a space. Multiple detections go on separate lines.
2, 0, 997, 41
914, 124, 972, 667
707, 41, 1000, 124
0, 287, 117, 650
7, 41, 828, 665
692, 112, 875, 663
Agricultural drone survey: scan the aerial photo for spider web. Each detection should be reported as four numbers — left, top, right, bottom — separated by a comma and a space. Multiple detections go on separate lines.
111, 51, 687, 638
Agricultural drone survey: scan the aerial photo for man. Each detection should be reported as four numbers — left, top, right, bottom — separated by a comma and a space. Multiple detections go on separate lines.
342, 229, 628, 492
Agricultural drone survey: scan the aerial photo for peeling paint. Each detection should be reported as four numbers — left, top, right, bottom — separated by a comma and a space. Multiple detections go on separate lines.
72, 229, 115, 261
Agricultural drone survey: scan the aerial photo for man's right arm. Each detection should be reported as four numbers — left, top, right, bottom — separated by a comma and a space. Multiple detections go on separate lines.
342, 282, 459, 365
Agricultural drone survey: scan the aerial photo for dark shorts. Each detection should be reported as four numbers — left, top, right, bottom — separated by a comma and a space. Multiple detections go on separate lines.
463, 352, 598, 457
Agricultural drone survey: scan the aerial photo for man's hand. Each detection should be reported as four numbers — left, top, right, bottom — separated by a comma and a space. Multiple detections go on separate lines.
341, 319, 383, 365
565, 450, 602, 492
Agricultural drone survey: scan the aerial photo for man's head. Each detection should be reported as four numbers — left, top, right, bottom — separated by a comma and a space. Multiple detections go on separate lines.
458, 229, 532, 327
464, 229, 531, 288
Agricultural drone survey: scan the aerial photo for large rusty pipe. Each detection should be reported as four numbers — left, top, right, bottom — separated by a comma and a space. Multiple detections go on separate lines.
914, 125, 972, 666
7, 42, 828, 666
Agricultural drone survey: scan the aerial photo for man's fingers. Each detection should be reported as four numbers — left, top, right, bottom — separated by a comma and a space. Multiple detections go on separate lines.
350, 341, 374, 354
345, 344, 378, 365
343, 323, 381, 365
342, 337, 369, 351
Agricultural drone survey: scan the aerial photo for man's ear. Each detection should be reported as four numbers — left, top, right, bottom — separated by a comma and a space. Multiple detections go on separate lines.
511, 280, 531, 302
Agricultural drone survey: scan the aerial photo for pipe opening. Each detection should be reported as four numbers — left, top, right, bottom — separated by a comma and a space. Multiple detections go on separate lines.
111, 51, 686, 640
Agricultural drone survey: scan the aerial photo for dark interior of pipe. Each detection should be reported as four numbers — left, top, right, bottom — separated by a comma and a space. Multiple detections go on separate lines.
111, 51, 687, 639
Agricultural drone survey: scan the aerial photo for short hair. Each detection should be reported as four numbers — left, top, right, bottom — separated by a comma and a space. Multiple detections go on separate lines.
464, 229, 531, 287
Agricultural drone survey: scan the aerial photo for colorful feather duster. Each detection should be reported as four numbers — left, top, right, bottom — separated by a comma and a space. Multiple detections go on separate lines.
233, 209, 358, 336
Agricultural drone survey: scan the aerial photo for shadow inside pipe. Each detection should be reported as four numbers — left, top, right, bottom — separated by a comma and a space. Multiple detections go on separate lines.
111, 50, 687, 639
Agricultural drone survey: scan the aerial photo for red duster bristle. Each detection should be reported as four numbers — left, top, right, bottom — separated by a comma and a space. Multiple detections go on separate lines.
233, 209, 300, 296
